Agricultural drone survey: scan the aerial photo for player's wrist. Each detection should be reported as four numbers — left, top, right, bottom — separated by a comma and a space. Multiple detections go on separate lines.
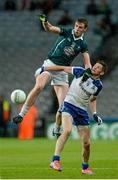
42, 19, 48, 23
93, 112, 98, 121
81, 68, 92, 82
93, 112, 97, 115
38, 14, 47, 23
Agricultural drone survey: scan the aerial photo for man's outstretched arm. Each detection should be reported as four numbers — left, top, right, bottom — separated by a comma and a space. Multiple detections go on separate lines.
45, 66, 72, 74
38, 14, 61, 34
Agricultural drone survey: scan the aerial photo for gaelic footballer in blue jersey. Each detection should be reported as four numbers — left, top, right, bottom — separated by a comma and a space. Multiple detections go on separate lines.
13, 15, 91, 133
44, 60, 108, 173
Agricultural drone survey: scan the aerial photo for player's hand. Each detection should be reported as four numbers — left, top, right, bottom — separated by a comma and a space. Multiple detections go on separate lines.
93, 113, 103, 125
38, 14, 47, 22
81, 68, 92, 82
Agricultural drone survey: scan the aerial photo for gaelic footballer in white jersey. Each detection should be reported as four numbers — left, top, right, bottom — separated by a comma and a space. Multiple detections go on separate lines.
61, 66, 103, 126
46, 61, 107, 173
65, 67, 102, 110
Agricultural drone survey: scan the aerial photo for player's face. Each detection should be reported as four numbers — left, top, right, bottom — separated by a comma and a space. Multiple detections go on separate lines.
74, 22, 87, 37
91, 63, 104, 76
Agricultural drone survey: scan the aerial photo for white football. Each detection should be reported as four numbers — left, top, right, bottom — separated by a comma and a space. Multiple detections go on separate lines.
11, 89, 26, 104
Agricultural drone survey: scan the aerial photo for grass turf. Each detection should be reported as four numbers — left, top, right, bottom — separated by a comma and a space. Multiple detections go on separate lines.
0, 138, 118, 179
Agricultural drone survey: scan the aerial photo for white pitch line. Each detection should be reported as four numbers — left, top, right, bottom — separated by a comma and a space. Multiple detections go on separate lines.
1, 167, 118, 170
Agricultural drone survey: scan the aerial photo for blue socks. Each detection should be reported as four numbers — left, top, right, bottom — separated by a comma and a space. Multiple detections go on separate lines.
82, 163, 89, 170
52, 155, 60, 161
52, 157, 89, 169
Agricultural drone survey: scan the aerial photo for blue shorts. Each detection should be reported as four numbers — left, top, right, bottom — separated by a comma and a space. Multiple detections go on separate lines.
61, 102, 90, 126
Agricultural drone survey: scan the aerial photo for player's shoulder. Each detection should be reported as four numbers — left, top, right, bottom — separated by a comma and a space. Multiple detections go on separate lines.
81, 37, 88, 45
60, 27, 72, 35
77, 36, 88, 49
93, 79, 103, 89
72, 66, 85, 77
93, 79, 103, 96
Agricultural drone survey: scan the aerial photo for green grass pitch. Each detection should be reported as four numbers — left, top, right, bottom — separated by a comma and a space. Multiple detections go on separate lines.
0, 138, 118, 179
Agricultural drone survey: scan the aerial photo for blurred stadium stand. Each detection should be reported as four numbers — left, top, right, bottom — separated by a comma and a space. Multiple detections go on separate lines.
0, 0, 118, 129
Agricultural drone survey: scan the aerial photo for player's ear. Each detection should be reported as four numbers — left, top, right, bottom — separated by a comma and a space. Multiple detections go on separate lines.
100, 71, 104, 76
84, 27, 87, 32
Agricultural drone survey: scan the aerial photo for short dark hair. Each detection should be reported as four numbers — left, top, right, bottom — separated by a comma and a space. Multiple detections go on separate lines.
77, 18, 88, 28
97, 60, 108, 74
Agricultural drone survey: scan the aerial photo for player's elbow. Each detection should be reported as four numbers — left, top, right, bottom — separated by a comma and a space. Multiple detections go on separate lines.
90, 96, 96, 102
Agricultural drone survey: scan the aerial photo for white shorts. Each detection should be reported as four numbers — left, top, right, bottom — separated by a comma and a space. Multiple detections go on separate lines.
35, 59, 69, 86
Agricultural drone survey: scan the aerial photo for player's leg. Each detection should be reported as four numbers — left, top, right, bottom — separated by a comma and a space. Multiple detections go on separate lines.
50, 113, 72, 171
13, 72, 50, 123
50, 66, 69, 137
53, 85, 69, 136
78, 126, 90, 164
78, 126, 94, 175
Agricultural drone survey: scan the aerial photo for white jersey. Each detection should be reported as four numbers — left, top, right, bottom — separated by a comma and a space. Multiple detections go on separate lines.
64, 67, 103, 110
